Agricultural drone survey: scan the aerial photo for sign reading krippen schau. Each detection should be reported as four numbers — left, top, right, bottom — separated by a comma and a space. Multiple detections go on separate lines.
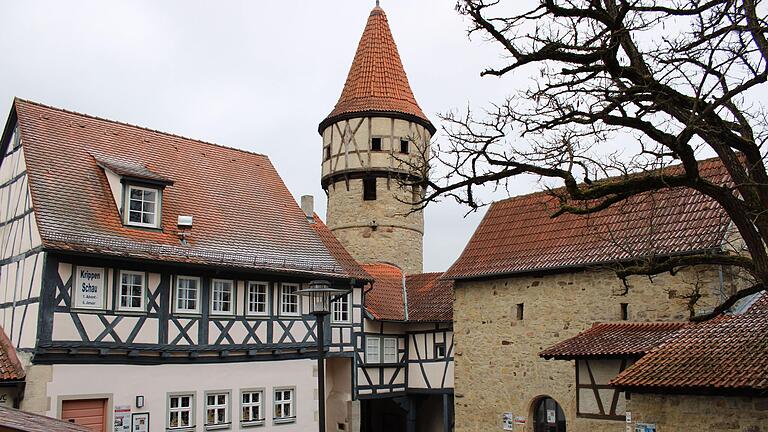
74, 266, 105, 309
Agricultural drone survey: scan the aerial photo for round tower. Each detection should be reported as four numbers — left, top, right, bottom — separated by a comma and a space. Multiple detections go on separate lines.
319, 5, 435, 275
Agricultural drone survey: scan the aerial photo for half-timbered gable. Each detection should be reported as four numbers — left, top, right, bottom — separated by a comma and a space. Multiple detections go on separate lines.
0, 118, 44, 352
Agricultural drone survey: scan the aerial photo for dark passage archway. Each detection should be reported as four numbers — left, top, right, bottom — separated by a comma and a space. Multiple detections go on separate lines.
533, 397, 566, 432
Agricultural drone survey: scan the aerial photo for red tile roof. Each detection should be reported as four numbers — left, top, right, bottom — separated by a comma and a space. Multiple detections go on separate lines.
611, 292, 768, 395
362, 263, 405, 321
309, 215, 372, 281
319, 6, 435, 134
361, 263, 453, 322
444, 158, 732, 280
12, 99, 350, 278
539, 322, 686, 359
0, 406, 90, 432
406, 272, 453, 322
0, 326, 25, 381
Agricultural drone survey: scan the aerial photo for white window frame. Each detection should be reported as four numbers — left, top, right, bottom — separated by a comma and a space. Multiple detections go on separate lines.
383, 337, 398, 364
167, 393, 195, 430
366, 336, 381, 364
174, 276, 201, 314
117, 270, 145, 312
331, 292, 351, 324
240, 389, 265, 426
280, 283, 300, 316
124, 184, 161, 228
246, 281, 269, 316
435, 342, 447, 359
210, 279, 234, 316
273, 387, 295, 424
205, 391, 230, 430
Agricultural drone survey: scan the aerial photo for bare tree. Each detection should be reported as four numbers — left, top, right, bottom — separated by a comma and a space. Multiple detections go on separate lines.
417, 0, 768, 320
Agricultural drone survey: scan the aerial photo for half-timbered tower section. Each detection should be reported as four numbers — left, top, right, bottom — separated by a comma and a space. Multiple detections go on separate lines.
319, 5, 436, 275
358, 263, 454, 432
0, 98, 372, 432
446, 158, 744, 432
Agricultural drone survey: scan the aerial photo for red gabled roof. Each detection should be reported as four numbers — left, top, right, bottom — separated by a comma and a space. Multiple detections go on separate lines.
539, 322, 686, 359
319, 6, 434, 134
406, 272, 453, 322
611, 293, 768, 395
444, 158, 732, 280
310, 215, 372, 281
362, 263, 405, 321
0, 327, 25, 381
11, 99, 350, 278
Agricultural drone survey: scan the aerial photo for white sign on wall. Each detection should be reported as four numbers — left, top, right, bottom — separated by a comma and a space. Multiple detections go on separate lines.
502, 413, 514, 430
113, 405, 131, 432
74, 267, 105, 309
547, 409, 556, 424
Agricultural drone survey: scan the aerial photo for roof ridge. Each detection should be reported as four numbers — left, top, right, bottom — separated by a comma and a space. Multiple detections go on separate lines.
13, 97, 269, 159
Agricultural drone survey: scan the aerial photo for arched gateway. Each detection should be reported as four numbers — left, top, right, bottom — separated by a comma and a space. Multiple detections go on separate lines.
532, 397, 566, 432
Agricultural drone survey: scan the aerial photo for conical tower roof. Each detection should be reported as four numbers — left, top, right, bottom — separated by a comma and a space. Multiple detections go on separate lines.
319, 6, 435, 134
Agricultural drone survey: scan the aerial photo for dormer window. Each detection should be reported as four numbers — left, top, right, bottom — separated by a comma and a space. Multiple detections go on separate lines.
125, 185, 161, 228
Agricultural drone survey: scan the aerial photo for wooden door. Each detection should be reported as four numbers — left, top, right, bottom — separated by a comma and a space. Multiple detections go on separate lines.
61, 398, 107, 432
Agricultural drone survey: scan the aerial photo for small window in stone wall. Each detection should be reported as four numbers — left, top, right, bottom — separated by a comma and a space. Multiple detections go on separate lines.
516, 303, 524, 320
363, 177, 377, 201
324, 145, 331, 161
621, 303, 629, 320
371, 137, 382, 151
400, 139, 409, 154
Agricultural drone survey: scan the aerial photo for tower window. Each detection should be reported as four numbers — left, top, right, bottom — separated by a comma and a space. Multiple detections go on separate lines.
400, 139, 409, 154
516, 303, 524, 320
363, 177, 377, 201
371, 137, 382, 151
621, 303, 629, 320
323, 145, 331, 161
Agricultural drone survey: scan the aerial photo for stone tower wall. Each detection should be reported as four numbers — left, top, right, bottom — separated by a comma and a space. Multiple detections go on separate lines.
322, 116, 430, 274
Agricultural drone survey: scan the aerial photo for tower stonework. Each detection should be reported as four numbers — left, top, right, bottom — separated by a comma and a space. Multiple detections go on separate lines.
319, 6, 435, 274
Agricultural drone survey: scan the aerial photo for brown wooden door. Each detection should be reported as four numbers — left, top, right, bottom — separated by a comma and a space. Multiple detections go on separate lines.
61, 398, 107, 432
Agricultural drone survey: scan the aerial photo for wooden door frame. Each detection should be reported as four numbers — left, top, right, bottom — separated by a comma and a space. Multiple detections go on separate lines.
58, 393, 113, 432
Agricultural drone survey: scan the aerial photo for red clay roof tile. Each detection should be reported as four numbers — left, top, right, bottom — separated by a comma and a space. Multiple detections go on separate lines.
444, 158, 732, 279
12, 99, 350, 278
406, 272, 453, 322
310, 215, 372, 281
362, 263, 405, 321
610, 292, 768, 395
319, 6, 434, 133
0, 327, 25, 381
539, 322, 686, 359
0, 406, 90, 432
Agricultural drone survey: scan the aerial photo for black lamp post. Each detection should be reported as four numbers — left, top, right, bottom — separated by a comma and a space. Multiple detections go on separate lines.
296, 280, 350, 432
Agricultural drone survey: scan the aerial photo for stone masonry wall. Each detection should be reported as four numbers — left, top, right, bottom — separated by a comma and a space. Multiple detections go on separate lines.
628, 393, 768, 431
453, 266, 725, 432
327, 177, 423, 274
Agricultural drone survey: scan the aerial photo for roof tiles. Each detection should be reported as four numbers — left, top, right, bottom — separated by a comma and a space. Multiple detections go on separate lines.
320, 6, 434, 133
0, 406, 90, 432
362, 263, 405, 321
0, 326, 25, 381
361, 263, 453, 322
444, 158, 732, 280
12, 99, 350, 278
309, 215, 372, 281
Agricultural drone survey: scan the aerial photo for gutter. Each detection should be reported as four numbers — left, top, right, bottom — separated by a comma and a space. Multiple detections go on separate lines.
401, 266, 409, 321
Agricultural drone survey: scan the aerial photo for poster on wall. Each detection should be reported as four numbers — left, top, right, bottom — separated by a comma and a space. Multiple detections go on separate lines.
635, 423, 657, 432
74, 266, 105, 309
502, 412, 514, 430
113, 405, 131, 432
132, 413, 149, 432
547, 409, 556, 424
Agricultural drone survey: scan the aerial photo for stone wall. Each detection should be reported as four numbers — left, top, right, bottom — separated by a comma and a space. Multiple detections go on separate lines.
452, 266, 726, 432
327, 177, 423, 274
628, 393, 768, 431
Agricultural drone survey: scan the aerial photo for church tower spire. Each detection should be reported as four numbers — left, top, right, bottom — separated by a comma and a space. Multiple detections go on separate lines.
319, 5, 433, 274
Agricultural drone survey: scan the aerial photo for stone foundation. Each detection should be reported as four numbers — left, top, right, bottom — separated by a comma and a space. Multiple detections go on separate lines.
628, 393, 768, 431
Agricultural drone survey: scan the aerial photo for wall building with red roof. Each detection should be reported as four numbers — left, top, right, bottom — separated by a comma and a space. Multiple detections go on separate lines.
446, 158, 759, 432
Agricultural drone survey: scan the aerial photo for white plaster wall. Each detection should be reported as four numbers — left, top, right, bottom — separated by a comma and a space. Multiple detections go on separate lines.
47, 359, 319, 432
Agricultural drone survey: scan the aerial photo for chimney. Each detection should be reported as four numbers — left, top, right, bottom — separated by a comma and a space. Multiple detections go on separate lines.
301, 195, 314, 222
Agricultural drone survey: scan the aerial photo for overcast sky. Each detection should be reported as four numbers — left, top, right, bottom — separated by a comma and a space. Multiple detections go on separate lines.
0, 1, 540, 272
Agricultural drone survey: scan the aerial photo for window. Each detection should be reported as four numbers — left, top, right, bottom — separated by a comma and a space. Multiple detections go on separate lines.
118, 270, 145, 311
324, 145, 331, 161
400, 139, 409, 154
366, 336, 380, 364
205, 392, 229, 428
126, 185, 160, 228
383, 337, 398, 363
175, 276, 200, 314
273, 388, 295, 423
371, 137, 382, 151
363, 177, 376, 201
435, 342, 447, 359
247, 282, 269, 315
280, 283, 299, 316
621, 303, 629, 321
241, 390, 264, 425
168, 393, 194, 429
210, 279, 234, 315
516, 303, 524, 320
331, 292, 350, 323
